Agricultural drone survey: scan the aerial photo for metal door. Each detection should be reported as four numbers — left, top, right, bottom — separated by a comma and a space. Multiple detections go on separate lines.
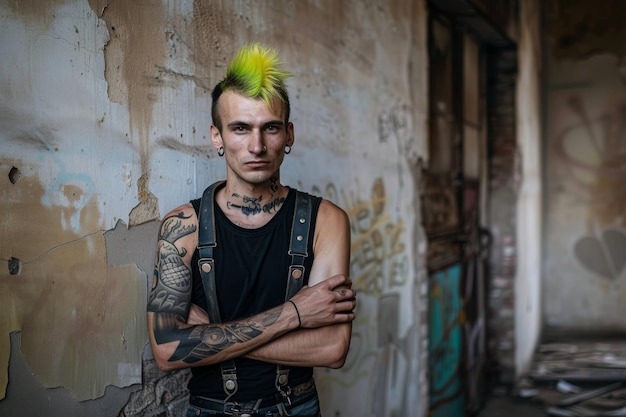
425, 12, 489, 417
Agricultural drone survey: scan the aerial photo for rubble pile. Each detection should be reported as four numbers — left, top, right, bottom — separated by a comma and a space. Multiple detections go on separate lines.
515, 340, 626, 417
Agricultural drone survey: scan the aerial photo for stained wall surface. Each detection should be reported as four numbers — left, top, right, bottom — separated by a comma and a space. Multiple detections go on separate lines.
514, 0, 542, 376
543, 2, 626, 332
0, 1, 429, 416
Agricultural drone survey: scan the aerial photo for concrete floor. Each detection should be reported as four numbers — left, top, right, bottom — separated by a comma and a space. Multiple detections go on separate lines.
476, 390, 546, 417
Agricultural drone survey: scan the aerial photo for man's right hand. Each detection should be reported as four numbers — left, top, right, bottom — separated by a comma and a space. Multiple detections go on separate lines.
290, 274, 356, 329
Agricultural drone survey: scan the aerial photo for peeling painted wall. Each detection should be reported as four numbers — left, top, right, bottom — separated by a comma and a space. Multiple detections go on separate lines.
544, 1, 626, 332
0, 1, 429, 416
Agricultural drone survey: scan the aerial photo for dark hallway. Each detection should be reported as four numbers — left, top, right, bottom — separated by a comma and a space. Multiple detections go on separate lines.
427, 0, 626, 416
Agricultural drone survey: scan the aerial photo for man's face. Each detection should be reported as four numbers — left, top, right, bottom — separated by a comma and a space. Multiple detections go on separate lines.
211, 91, 294, 187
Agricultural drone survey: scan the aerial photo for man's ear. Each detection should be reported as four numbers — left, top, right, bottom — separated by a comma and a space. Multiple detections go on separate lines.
210, 124, 223, 150
286, 122, 295, 147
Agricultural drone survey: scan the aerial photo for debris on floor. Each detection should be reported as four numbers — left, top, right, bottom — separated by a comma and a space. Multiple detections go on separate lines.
513, 339, 626, 417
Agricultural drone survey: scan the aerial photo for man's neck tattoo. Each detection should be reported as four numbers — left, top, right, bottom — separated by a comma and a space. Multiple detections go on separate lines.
227, 192, 286, 216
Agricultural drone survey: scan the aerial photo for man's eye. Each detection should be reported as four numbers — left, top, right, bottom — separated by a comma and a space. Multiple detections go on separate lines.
265, 125, 279, 132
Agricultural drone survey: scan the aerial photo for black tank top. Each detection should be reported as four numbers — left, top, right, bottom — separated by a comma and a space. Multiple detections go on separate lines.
188, 186, 321, 400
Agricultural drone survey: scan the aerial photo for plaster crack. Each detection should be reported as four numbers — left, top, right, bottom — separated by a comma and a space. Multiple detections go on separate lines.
20, 230, 105, 266
155, 65, 211, 91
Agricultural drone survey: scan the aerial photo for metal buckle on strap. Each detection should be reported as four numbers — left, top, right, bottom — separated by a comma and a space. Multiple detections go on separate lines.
222, 368, 238, 396
280, 389, 292, 406
275, 368, 292, 406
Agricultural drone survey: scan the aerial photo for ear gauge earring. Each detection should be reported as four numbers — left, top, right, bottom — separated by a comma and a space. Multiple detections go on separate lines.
284, 145, 291, 154
217, 147, 224, 157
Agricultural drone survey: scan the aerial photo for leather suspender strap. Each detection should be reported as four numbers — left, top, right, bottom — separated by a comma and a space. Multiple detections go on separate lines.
276, 190, 314, 401
198, 181, 223, 322
197, 181, 238, 400
285, 191, 313, 299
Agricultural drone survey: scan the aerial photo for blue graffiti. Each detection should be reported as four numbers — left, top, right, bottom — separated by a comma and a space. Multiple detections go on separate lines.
35, 128, 95, 233
428, 264, 464, 416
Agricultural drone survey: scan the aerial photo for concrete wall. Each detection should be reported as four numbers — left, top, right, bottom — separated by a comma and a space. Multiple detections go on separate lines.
0, 1, 429, 416
543, 1, 626, 333
514, 0, 542, 377
484, 0, 545, 382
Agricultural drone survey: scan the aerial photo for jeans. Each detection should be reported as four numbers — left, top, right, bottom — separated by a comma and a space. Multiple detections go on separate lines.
186, 380, 321, 417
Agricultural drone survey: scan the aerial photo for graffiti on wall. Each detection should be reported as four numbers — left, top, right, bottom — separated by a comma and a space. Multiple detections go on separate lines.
552, 92, 626, 280
574, 229, 626, 280
306, 177, 419, 417
428, 264, 464, 417
553, 95, 626, 222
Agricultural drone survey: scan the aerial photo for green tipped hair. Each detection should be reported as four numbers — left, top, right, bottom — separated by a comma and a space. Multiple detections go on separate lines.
211, 43, 293, 130
223, 43, 292, 107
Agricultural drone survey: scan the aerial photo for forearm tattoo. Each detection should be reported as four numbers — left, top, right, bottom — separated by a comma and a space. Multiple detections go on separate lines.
165, 309, 282, 363
147, 212, 196, 316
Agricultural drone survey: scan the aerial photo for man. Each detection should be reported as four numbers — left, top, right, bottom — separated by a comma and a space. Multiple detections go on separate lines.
147, 43, 356, 417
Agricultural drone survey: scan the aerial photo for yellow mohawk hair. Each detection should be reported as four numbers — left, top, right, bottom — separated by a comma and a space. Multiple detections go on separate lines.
222, 43, 292, 107
211, 43, 293, 128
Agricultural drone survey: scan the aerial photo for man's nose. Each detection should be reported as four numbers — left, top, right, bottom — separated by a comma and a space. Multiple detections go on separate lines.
248, 129, 266, 154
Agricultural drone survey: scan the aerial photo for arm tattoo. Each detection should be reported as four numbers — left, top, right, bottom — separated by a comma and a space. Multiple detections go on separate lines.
154, 306, 282, 364
160, 212, 196, 244
147, 211, 196, 316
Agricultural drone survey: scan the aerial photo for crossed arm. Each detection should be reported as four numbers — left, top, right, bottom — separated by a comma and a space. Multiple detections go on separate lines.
147, 200, 355, 372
